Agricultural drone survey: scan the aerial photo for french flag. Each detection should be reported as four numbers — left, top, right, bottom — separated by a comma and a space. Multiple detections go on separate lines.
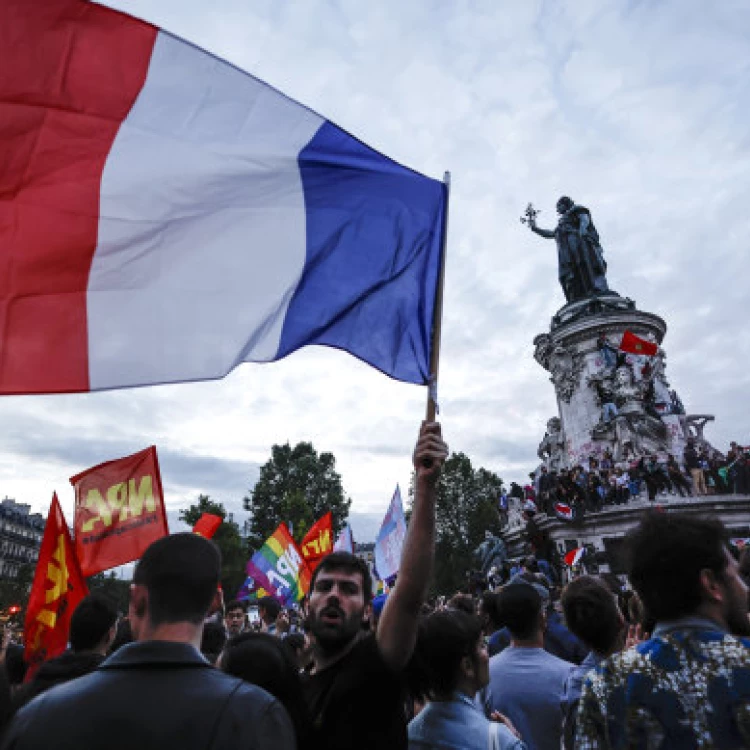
0, 0, 446, 394
564, 547, 585, 567
554, 502, 574, 522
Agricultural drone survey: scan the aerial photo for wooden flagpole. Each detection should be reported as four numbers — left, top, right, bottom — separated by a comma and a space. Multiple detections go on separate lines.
426, 171, 451, 422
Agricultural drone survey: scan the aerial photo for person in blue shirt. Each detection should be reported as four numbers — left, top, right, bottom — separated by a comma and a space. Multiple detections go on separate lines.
488, 575, 587, 665
408, 609, 525, 749
485, 584, 574, 750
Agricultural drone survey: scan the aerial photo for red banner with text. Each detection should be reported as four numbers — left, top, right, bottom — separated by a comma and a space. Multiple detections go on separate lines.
71, 446, 169, 576
300, 512, 333, 572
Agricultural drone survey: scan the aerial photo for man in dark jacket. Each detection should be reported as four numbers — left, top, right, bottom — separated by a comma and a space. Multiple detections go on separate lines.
2, 534, 294, 750
13, 594, 118, 711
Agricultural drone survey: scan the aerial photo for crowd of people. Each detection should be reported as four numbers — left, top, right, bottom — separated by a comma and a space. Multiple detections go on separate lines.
520, 440, 750, 518
1, 422, 750, 748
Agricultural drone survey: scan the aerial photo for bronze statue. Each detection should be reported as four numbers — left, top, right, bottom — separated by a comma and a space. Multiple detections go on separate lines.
473, 531, 507, 577
522, 197, 610, 303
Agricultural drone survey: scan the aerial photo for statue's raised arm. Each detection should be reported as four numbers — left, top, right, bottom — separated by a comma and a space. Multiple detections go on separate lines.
522, 196, 610, 304
521, 203, 554, 238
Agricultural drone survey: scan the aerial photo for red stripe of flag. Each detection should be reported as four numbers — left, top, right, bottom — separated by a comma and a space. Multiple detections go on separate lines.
0, 0, 156, 393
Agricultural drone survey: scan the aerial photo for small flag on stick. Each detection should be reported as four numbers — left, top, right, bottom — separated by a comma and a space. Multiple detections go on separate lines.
193, 513, 222, 539
564, 547, 586, 567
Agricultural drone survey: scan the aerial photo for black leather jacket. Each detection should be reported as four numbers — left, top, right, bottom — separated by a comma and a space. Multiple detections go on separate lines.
2, 641, 295, 750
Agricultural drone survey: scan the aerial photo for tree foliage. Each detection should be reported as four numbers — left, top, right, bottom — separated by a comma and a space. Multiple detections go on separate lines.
179, 495, 247, 597
411, 452, 504, 595
244, 442, 351, 545
87, 571, 132, 614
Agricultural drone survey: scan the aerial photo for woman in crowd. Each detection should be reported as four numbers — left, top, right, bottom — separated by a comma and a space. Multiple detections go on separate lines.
220, 631, 312, 749
407, 608, 525, 749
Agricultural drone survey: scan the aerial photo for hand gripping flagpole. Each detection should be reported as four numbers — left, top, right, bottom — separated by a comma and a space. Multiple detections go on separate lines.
425, 171, 450, 422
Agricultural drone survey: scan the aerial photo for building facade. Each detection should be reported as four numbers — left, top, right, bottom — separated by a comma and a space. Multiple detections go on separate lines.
0, 498, 45, 579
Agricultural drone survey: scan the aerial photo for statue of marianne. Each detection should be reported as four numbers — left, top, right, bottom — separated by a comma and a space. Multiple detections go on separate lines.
524, 197, 610, 304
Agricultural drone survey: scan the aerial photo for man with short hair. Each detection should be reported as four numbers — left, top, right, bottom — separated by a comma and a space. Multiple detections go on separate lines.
486, 583, 574, 750
4, 533, 294, 750
559, 576, 625, 749
13, 594, 118, 710
490, 576, 587, 665
224, 599, 247, 637
303, 421, 448, 750
577, 512, 750, 748
257, 595, 281, 635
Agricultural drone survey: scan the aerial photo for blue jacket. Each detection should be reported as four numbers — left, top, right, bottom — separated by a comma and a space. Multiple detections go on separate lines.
409, 692, 525, 749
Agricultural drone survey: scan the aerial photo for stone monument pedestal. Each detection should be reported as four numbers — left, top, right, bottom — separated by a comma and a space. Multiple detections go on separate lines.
533, 292, 707, 469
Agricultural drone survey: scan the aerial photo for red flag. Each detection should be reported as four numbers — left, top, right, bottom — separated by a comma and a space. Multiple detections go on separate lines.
193, 513, 222, 539
71, 446, 169, 576
300, 512, 334, 572
25, 494, 88, 674
619, 330, 658, 357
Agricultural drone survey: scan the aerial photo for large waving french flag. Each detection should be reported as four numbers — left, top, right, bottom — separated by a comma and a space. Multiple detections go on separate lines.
0, 0, 447, 394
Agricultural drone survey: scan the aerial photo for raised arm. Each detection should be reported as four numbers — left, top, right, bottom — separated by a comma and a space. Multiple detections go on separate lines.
531, 224, 555, 239
376, 421, 448, 671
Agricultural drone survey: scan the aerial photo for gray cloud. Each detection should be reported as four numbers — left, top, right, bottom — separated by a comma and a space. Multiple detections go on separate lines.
3, 0, 746, 541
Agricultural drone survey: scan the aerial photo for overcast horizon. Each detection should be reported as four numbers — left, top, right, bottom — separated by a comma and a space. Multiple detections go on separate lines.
1, 0, 748, 543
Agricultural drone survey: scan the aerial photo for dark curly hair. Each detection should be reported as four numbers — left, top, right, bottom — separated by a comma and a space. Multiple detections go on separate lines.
626, 512, 729, 622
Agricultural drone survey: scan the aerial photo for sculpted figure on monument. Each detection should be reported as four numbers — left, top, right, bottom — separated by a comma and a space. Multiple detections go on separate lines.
609, 365, 668, 460
522, 197, 610, 303
473, 530, 507, 577
548, 344, 583, 403
538, 416, 566, 471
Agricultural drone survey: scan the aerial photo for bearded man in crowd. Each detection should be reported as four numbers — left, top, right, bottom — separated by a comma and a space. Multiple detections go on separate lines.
303, 421, 448, 750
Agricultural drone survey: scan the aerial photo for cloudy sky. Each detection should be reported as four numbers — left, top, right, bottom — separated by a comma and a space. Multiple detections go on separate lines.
3, 0, 749, 542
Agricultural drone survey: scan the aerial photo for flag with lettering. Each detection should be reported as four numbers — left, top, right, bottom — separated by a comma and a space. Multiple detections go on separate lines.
374, 486, 407, 581
245, 524, 311, 606
25, 494, 88, 675
333, 525, 355, 553
300, 512, 333, 572
192, 513, 222, 540
71, 446, 169, 576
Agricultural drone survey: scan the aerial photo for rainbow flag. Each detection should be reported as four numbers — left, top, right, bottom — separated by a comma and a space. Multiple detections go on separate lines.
244, 523, 311, 606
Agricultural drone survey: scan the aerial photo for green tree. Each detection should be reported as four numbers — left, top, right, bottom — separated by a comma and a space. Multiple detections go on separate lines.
411, 452, 504, 595
244, 442, 351, 544
179, 495, 247, 597
87, 571, 132, 614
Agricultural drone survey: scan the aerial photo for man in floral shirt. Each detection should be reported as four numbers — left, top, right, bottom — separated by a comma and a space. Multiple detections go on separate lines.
576, 512, 750, 749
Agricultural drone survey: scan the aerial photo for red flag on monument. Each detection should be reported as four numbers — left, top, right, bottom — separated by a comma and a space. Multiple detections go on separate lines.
619, 330, 658, 357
